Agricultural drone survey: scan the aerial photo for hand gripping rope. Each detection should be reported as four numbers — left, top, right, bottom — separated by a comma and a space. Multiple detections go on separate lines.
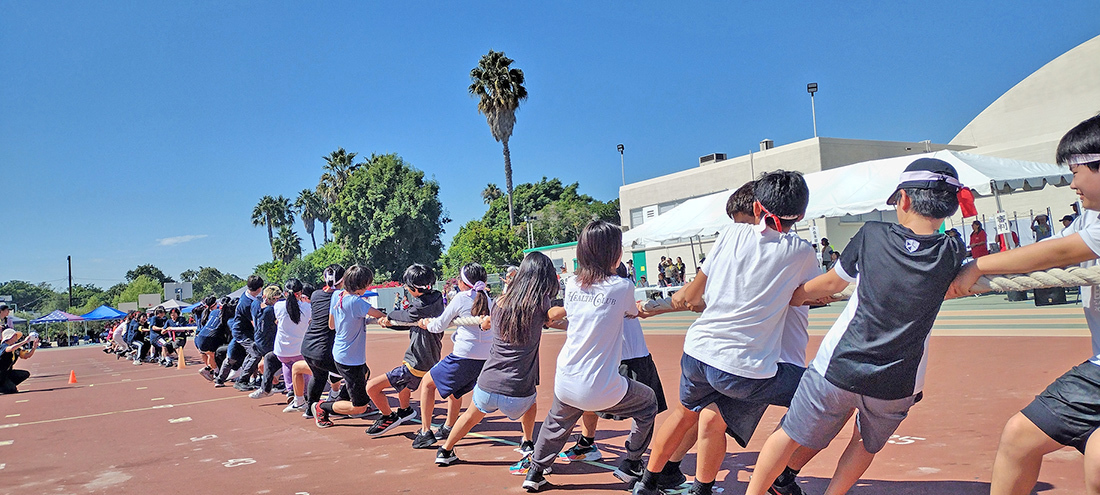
641, 264, 1100, 311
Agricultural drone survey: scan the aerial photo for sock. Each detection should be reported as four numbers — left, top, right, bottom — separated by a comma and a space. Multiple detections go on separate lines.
319, 402, 336, 415
689, 480, 714, 495
775, 466, 800, 486
641, 469, 660, 489
294, 395, 305, 407
661, 460, 682, 474
578, 436, 595, 447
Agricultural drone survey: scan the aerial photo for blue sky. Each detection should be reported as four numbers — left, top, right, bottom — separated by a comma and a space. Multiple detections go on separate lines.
2, 1, 1098, 289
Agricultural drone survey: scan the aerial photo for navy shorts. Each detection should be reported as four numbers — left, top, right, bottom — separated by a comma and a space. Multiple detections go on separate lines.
430, 355, 486, 399
679, 353, 805, 447
386, 363, 425, 392
195, 333, 223, 353
1021, 361, 1100, 454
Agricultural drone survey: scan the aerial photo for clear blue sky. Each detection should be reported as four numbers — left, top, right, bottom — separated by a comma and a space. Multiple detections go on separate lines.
2, 1, 1098, 289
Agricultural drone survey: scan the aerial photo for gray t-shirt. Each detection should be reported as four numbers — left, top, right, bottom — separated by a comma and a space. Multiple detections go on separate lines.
476, 297, 549, 398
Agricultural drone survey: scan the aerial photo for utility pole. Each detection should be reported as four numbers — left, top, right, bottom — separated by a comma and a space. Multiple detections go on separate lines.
67, 255, 73, 309
617, 144, 625, 186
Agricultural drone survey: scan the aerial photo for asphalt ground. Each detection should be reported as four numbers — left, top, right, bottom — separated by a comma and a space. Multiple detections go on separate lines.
0, 294, 1091, 494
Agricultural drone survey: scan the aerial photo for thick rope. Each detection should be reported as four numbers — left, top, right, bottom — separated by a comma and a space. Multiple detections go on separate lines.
642, 264, 1100, 311
383, 315, 484, 327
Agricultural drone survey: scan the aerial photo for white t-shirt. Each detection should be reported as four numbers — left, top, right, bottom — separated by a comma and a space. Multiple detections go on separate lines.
554, 276, 638, 411
431, 290, 494, 360
779, 305, 809, 366
683, 222, 820, 378
274, 300, 311, 358
1050, 209, 1100, 365
621, 316, 649, 361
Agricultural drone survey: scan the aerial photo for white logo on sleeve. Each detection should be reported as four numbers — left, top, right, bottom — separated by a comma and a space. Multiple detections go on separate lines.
905, 239, 920, 253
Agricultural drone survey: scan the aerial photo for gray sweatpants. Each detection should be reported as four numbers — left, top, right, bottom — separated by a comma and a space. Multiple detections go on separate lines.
529, 379, 657, 471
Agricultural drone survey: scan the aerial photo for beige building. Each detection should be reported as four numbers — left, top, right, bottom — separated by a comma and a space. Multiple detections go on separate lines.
617, 34, 1100, 283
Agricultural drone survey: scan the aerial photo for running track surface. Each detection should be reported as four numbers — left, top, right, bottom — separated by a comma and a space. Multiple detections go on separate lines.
0, 295, 1091, 495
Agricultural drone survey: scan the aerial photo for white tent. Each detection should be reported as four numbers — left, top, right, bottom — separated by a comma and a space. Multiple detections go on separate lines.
802, 150, 1069, 219
623, 150, 1069, 247
155, 299, 189, 311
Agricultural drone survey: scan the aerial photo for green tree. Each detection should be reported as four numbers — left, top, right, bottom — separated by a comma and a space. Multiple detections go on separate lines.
470, 50, 528, 227
126, 264, 175, 284
115, 275, 164, 306
317, 148, 361, 205
482, 177, 594, 230
481, 183, 503, 204
273, 226, 303, 264
251, 195, 294, 260
295, 188, 323, 250
440, 220, 525, 278
254, 261, 286, 287
0, 280, 59, 312
331, 153, 448, 281
179, 267, 244, 299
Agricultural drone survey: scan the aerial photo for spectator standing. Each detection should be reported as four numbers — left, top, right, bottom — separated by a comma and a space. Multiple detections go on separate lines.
1032, 215, 1053, 241
1061, 214, 1076, 230
675, 257, 685, 284
820, 238, 834, 271
970, 220, 989, 258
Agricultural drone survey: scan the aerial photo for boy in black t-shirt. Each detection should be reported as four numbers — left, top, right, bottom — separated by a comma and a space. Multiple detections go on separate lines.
745, 158, 968, 495
366, 264, 446, 436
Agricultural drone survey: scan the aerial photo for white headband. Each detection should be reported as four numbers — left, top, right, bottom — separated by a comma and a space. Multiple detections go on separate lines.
897, 171, 964, 189
1067, 154, 1100, 166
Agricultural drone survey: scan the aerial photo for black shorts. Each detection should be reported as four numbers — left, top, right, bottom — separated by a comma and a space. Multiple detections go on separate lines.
334, 362, 372, 408
195, 334, 223, 353
598, 354, 668, 420
1021, 361, 1100, 453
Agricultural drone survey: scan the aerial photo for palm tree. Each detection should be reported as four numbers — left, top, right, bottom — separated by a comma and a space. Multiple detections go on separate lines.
295, 189, 322, 250
470, 50, 527, 226
272, 226, 303, 264
251, 195, 294, 259
317, 148, 360, 205
481, 183, 503, 204
314, 186, 332, 243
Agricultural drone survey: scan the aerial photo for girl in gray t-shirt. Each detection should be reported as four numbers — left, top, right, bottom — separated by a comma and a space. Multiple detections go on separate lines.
433, 252, 561, 466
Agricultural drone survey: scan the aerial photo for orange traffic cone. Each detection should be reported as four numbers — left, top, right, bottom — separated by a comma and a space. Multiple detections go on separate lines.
177, 350, 186, 370
68, 370, 77, 384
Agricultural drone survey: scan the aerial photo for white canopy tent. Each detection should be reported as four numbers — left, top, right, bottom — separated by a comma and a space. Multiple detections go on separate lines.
623, 150, 1070, 248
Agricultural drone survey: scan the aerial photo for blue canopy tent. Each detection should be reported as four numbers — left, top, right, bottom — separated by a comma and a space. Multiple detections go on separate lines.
80, 305, 127, 321
30, 310, 84, 345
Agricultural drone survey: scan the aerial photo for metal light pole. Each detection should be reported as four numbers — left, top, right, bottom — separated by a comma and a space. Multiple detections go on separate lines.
67, 255, 73, 309
807, 83, 818, 138
617, 144, 625, 186
525, 215, 539, 250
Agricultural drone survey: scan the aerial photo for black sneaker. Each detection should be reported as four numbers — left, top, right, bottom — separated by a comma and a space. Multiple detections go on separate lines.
435, 447, 459, 466
366, 413, 400, 436
213, 380, 227, 388
514, 439, 535, 456
613, 458, 644, 485
234, 381, 256, 392
302, 402, 315, 419
522, 468, 548, 492
412, 429, 438, 449
395, 406, 417, 423
656, 464, 687, 489
632, 483, 665, 495
768, 478, 807, 495
434, 425, 452, 442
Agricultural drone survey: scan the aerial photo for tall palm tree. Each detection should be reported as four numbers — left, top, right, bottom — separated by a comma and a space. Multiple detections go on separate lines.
470, 50, 527, 226
251, 195, 294, 259
295, 189, 322, 250
314, 186, 332, 243
272, 226, 303, 264
481, 183, 503, 204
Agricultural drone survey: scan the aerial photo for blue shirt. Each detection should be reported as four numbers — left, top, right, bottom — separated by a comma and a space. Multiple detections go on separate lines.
254, 305, 277, 354
229, 293, 255, 341
197, 309, 221, 338
330, 290, 372, 366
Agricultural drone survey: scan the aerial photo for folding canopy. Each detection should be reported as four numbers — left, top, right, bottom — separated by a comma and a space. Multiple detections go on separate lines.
30, 310, 84, 323
80, 305, 127, 321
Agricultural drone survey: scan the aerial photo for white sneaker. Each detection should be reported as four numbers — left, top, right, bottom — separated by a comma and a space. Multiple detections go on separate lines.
249, 389, 274, 399
227, 369, 241, 381
283, 403, 306, 413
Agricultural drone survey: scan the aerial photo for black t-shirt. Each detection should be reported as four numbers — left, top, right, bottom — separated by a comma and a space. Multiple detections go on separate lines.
0, 348, 18, 383
820, 221, 965, 400
301, 288, 336, 361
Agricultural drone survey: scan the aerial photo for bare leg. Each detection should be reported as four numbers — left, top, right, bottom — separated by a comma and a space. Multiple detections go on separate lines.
580, 411, 599, 438
1084, 431, 1099, 495
823, 421, 876, 495
789, 445, 820, 470
418, 371, 438, 434
695, 404, 728, 483
292, 361, 311, 400
990, 412, 1066, 495
521, 404, 538, 443
366, 374, 393, 416
446, 395, 462, 428
645, 403, 700, 473
744, 428, 802, 495
398, 387, 412, 410
331, 400, 369, 416
442, 406, 488, 450
669, 419, 699, 462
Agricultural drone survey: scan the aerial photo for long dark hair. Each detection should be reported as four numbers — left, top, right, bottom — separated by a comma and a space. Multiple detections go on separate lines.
323, 264, 346, 289
461, 262, 490, 317
284, 278, 303, 324
497, 252, 558, 345
219, 297, 236, 329
198, 295, 217, 326
574, 220, 622, 288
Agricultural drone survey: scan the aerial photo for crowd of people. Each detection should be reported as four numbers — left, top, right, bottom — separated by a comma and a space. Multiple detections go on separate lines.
82, 115, 1100, 495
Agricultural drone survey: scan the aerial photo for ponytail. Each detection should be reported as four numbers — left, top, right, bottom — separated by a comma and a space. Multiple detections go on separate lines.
461, 263, 490, 317
284, 278, 303, 324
